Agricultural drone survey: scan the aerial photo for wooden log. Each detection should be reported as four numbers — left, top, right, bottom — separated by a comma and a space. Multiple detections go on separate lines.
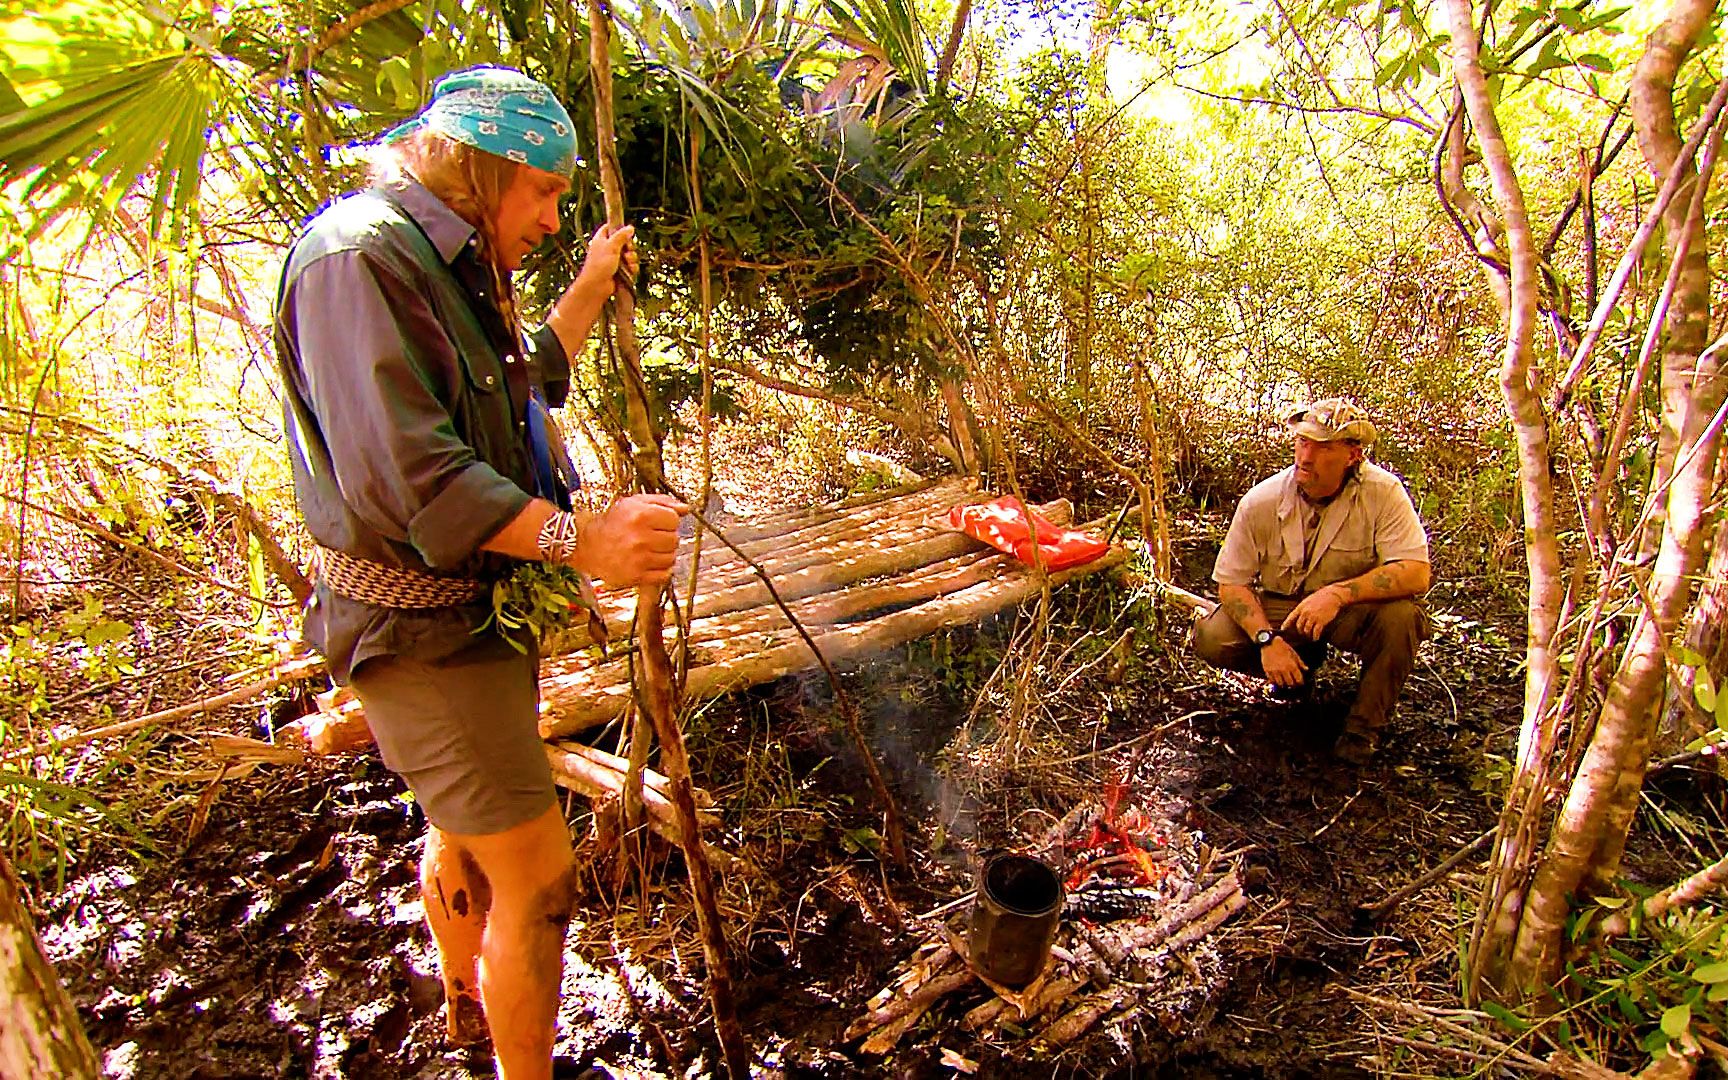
674, 480, 980, 585
550, 741, 715, 809
696, 476, 951, 543
846, 967, 976, 1049
541, 544, 1131, 737
1034, 989, 1126, 1049
1162, 889, 1248, 952
0, 850, 100, 1078
1100, 872, 1241, 965
279, 707, 723, 830
277, 689, 371, 754
684, 494, 1064, 601
544, 547, 1021, 682
544, 745, 718, 849
556, 546, 1016, 675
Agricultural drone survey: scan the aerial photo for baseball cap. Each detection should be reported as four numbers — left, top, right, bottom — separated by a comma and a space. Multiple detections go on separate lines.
1286, 398, 1377, 446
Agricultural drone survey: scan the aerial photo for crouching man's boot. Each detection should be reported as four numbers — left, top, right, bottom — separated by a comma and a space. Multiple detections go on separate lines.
1321, 599, 1431, 764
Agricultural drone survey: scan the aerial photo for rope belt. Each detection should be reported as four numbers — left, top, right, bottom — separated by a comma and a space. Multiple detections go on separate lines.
315, 546, 490, 608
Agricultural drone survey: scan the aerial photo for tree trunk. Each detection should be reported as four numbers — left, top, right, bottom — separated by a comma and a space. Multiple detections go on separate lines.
1438, 0, 1566, 1001
1663, 506, 1728, 746
1630, 0, 1720, 561
1464, 0, 1727, 1000
0, 850, 100, 1079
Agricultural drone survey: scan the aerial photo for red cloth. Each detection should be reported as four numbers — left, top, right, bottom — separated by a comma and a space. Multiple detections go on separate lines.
948, 498, 1111, 571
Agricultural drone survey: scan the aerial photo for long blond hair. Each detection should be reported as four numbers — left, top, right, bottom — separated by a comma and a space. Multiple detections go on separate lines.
370, 130, 521, 272
371, 130, 526, 335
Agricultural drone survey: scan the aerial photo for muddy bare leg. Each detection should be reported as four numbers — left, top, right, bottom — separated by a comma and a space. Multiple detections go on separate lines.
452, 802, 577, 1080
422, 825, 492, 1044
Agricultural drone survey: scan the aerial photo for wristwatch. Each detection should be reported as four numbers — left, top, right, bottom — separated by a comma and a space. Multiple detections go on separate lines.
1253, 629, 1276, 648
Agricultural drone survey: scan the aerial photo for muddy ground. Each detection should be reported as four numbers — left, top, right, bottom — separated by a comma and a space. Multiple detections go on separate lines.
26, 508, 1555, 1080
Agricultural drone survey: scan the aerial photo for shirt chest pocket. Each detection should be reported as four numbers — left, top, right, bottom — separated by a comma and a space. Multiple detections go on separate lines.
1310, 511, 1377, 587
431, 292, 519, 470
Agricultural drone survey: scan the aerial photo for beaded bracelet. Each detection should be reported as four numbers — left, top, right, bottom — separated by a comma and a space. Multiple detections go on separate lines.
536, 510, 582, 563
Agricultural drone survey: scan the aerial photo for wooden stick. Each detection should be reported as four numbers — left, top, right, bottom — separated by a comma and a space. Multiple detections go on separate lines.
1162, 889, 1248, 952
1035, 989, 1125, 1048
1103, 872, 1241, 964
857, 970, 975, 1056
587, 7, 747, 1074
1359, 826, 1496, 921
846, 966, 975, 1044
3, 656, 324, 763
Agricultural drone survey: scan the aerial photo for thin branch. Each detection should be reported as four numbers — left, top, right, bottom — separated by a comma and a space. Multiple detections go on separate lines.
1552, 70, 1728, 410
0, 491, 295, 608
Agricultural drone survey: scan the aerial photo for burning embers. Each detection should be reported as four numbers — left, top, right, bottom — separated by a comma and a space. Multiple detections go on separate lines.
1062, 804, 1173, 924
847, 795, 1249, 1056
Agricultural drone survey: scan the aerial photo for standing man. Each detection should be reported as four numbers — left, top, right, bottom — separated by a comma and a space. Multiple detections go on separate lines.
274, 67, 684, 1079
1190, 399, 1432, 764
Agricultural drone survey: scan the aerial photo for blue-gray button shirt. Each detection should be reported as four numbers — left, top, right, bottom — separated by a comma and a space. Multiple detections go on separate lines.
275, 179, 568, 681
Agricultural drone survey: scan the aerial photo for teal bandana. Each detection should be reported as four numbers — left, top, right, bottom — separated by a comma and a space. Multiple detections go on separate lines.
384, 66, 578, 177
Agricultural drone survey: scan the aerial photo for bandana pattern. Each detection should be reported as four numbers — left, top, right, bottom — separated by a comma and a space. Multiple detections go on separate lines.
384, 66, 579, 177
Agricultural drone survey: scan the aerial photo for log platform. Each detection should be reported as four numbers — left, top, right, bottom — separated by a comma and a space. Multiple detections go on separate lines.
535, 477, 1131, 738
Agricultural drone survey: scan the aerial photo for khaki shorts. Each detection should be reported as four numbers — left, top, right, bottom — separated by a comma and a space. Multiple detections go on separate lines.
350, 643, 554, 835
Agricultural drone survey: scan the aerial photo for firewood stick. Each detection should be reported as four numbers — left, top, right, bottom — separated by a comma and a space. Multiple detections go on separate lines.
1035, 799, 1099, 861
960, 974, 1089, 1032
1105, 872, 1242, 963
1161, 889, 1248, 952
867, 945, 956, 1010
1035, 990, 1127, 1048
846, 969, 976, 1046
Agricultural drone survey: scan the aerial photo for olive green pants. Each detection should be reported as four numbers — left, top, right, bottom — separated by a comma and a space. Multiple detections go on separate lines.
1190, 594, 1431, 732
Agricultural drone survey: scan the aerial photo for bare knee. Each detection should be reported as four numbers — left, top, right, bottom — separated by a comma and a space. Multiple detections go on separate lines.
424, 829, 494, 920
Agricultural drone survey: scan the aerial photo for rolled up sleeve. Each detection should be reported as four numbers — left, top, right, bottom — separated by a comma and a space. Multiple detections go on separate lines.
286, 250, 530, 570
1212, 501, 1262, 586
1375, 487, 1431, 566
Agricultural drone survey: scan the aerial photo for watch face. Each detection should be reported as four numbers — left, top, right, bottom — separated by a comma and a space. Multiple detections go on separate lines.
1256, 631, 1275, 646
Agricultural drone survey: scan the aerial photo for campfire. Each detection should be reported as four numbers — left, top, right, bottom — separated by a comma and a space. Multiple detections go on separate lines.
847, 791, 1249, 1057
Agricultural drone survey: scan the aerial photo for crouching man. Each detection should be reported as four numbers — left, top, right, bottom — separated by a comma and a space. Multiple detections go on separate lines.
1190, 399, 1432, 763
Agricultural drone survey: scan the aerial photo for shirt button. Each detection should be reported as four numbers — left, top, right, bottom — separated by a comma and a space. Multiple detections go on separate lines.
484, 374, 496, 387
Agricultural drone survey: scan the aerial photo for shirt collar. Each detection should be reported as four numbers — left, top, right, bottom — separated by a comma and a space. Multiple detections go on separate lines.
389, 178, 479, 265
1278, 463, 1363, 515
